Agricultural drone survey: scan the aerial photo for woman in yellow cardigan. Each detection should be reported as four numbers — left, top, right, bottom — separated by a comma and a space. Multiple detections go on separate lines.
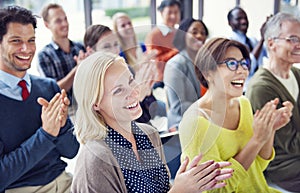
179, 38, 293, 193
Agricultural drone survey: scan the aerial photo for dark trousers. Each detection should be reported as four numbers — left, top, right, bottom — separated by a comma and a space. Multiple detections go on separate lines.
274, 177, 300, 192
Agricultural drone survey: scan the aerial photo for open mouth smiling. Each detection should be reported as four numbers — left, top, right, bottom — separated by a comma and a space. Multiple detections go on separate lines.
231, 79, 244, 87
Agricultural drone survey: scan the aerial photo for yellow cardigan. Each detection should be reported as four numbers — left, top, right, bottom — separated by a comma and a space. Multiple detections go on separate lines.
179, 96, 281, 193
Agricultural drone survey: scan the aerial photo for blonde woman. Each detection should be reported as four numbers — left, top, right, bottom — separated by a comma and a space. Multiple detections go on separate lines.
71, 51, 233, 193
112, 14, 167, 123
112, 12, 141, 68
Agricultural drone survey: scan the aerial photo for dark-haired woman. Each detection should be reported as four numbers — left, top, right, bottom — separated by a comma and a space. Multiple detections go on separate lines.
164, 18, 208, 130
179, 38, 293, 192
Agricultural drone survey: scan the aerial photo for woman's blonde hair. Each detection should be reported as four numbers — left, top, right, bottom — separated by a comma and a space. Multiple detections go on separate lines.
112, 12, 138, 67
73, 51, 124, 144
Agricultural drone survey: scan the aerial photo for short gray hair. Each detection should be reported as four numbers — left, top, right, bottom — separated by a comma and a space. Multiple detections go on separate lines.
264, 12, 300, 43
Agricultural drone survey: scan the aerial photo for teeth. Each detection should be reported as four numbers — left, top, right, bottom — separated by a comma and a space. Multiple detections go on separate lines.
126, 102, 137, 109
17, 55, 30, 60
231, 79, 244, 84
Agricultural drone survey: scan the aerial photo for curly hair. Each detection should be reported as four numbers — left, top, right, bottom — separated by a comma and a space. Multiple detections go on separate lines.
0, 5, 37, 42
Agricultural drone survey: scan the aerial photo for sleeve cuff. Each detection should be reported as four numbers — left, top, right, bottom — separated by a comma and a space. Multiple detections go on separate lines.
39, 128, 57, 142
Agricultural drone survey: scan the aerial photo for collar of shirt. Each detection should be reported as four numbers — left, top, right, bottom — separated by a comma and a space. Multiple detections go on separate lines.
106, 122, 144, 146
50, 39, 60, 50
0, 70, 31, 100
157, 24, 173, 36
231, 30, 248, 43
50, 39, 73, 50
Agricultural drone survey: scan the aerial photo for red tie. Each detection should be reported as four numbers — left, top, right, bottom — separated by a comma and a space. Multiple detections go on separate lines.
18, 80, 30, 100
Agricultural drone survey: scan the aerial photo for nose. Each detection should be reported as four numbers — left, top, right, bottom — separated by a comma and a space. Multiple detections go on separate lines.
195, 33, 205, 41
20, 43, 28, 51
62, 19, 69, 27
169, 12, 177, 20
126, 85, 140, 100
240, 18, 248, 25
112, 46, 120, 55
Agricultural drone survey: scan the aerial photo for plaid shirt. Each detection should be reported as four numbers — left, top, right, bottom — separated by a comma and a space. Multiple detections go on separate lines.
37, 40, 85, 105
37, 39, 84, 80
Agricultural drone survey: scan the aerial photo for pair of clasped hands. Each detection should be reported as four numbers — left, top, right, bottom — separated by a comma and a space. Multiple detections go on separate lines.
37, 89, 70, 137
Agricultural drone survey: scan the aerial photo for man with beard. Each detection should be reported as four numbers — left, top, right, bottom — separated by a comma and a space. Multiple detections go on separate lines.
0, 5, 79, 193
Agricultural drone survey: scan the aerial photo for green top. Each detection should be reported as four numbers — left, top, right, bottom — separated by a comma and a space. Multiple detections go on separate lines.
246, 67, 300, 182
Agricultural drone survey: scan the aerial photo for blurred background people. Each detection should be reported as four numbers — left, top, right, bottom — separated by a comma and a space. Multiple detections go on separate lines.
83, 24, 119, 55
112, 12, 149, 69
145, 0, 181, 88
164, 18, 208, 130
227, 6, 269, 92
37, 3, 85, 121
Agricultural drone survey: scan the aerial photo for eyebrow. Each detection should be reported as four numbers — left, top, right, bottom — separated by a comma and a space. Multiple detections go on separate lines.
222, 57, 245, 61
109, 73, 132, 92
8, 35, 35, 40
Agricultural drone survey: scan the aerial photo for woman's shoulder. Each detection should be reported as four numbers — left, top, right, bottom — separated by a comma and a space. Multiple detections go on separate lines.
180, 101, 210, 128
166, 52, 190, 71
136, 122, 158, 135
83, 140, 116, 162
239, 95, 251, 107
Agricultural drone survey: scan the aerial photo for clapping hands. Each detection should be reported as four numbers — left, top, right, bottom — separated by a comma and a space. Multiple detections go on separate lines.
134, 50, 157, 101
37, 89, 70, 137
253, 98, 293, 144
170, 154, 233, 193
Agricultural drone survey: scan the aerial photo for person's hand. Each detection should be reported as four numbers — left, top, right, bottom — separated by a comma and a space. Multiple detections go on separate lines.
73, 48, 94, 66
252, 99, 278, 144
57, 89, 70, 126
260, 14, 273, 40
134, 49, 157, 71
134, 62, 156, 100
37, 89, 70, 137
272, 99, 293, 131
170, 154, 233, 193
134, 50, 157, 100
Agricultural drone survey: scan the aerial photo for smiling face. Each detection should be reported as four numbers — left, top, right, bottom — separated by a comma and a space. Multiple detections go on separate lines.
116, 16, 135, 39
94, 59, 142, 126
269, 20, 300, 65
208, 46, 249, 97
186, 21, 208, 52
161, 4, 181, 27
229, 8, 248, 34
0, 22, 36, 78
45, 7, 69, 39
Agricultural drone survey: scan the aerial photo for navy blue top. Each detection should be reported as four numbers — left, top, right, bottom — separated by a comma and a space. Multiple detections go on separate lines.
105, 122, 170, 193
0, 75, 79, 192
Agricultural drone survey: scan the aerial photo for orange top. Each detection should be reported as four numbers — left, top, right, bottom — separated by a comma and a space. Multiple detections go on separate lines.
145, 27, 178, 82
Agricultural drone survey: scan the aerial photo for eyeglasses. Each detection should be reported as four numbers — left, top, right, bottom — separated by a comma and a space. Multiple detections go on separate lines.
273, 36, 300, 44
217, 58, 251, 71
